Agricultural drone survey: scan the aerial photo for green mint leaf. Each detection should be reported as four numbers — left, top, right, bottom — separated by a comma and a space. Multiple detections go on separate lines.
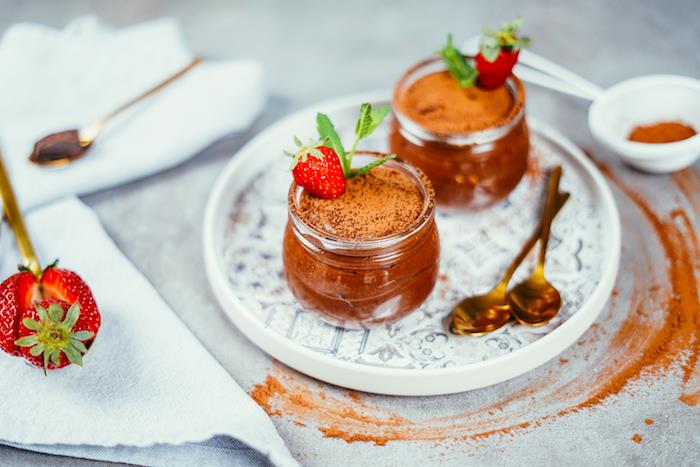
368, 105, 391, 135
346, 103, 392, 170
437, 34, 478, 88
349, 154, 396, 178
316, 112, 348, 173
355, 103, 373, 139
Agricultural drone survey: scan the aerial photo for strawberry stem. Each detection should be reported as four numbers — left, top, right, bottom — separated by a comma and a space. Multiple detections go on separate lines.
15, 302, 94, 373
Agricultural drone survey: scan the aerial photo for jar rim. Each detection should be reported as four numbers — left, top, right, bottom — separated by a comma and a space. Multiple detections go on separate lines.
392, 55, 526, 145
287, 151, 436, 252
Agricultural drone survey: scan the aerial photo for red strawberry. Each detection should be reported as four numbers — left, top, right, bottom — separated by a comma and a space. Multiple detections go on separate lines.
0, 272, 36, 356
476, 49, 520, 89
289, 143, 345, 199
0, 262, 100, 372
475, 17, 530, 89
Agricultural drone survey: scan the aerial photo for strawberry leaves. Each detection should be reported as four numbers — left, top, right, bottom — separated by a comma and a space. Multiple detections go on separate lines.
285, 137, 325, 170
437, 34, 478, 88
15, 302, 94, 374
480, 16, 530, 62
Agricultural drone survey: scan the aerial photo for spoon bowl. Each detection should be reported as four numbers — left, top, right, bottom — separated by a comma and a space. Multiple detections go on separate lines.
507, 275, 561, 326
450, 286, 511, 336
507, 166, 563, 326
29, 57, 202, 168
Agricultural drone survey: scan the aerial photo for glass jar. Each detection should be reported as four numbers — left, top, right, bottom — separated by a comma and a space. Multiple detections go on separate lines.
390, 56, 530, 210
282, 156, 440, 329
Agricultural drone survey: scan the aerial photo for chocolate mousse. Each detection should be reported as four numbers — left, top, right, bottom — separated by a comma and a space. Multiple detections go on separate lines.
296, 166, 424, 241
284, 157, 439, 329
396, 70, 519, 134
282, 104, 440, 328
390, 25, 531, 210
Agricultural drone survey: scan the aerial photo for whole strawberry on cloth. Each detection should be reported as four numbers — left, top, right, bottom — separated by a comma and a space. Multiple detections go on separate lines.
0, 261, 100, 373
476, 17, 531, 89
0, 146, 100, 374
284, 103, 395, 200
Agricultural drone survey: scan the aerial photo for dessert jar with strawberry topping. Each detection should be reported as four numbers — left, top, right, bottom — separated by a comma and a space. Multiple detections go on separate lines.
390, 24, 530, 210
283, 152, 440, 329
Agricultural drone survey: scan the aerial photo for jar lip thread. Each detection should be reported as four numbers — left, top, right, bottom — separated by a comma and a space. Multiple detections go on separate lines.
287, 152, 436, 252
392, 55, 526, 146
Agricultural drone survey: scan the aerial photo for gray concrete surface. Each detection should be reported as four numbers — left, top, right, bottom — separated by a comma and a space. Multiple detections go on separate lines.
0, 0, 699, 465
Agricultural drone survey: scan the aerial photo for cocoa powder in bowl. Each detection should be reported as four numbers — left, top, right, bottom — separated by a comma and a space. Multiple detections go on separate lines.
296, 166, 424, 241
627, 120, 697, 144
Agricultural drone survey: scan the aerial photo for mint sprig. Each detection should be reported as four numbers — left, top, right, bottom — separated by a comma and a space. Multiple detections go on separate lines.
347, 103, 391, 169
309, 103, 392, 178
349, 154, 396, 178
437, 33, 478, 88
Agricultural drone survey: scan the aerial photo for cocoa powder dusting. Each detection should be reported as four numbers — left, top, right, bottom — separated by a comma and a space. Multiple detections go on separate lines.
396, 70, 515, 134
628, 121, 696, 143
297, 166, 424, 240
251, 154, 700, 449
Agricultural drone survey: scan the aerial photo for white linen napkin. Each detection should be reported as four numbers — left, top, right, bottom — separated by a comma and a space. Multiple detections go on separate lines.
0, 197, 297, 467
0, 15, 265, 210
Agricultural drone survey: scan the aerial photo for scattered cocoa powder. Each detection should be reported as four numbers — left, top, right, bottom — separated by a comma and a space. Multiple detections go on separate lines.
252, 153, 700, 451
297, 166, 424, 240
631, 433, 643, 444
628, 121, 696, 143
679, 391, 700, 407
395, 70, 517, 134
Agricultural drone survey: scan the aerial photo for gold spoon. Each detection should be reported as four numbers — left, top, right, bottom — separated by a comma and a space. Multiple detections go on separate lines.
0, 149, 42, 275
29, 57, 203, 168
507, 165, 564, 326
450, 189, 569, 335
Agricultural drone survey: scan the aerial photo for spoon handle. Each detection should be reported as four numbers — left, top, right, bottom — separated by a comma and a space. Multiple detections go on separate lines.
537, 166, 563, 271
80, 57, 203, 143
518, 50, 604, 100
501, 191, 569, 286
0, 149, 41, 276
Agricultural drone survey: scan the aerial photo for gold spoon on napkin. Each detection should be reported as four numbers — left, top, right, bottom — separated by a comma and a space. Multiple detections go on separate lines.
451, 167, 567, 335
28, 57, 202, 168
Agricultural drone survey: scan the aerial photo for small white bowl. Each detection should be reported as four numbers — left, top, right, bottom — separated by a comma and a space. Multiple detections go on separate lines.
588, 75, 700, 173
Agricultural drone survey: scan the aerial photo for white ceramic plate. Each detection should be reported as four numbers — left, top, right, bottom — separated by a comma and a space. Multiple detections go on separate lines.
203, 91, 620, 396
